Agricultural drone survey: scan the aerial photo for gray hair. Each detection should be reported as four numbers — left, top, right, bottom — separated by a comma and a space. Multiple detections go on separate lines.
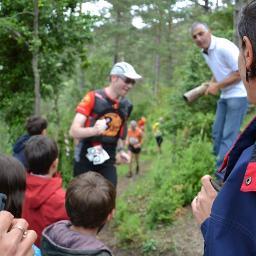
130, 120, 137, 127
190, 22, 209, 34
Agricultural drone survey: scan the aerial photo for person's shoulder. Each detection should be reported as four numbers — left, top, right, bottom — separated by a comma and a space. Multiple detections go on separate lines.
97, 251, 113, 256
120, 97, 132, 105
13, 134, 30, 151
52, 175, 66, 194
216, 37, 238, 51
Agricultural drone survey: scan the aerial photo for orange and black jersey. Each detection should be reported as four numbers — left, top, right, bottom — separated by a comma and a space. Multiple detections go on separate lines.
76, 89, 133, 143
75, 88, 133, 163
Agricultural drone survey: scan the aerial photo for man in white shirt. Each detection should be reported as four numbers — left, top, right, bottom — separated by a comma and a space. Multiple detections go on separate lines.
191, 22, 248, 178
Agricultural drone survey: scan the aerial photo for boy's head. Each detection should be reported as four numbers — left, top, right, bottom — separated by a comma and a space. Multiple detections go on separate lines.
26, 116, 48, 136
66, 172, 116, 230
24, 135, 58, 175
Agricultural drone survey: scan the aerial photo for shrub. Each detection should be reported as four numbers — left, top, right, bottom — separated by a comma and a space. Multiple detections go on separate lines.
115, 199, 145, 245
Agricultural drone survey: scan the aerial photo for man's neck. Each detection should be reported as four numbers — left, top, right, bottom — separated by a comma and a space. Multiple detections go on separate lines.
70, 225, 98, 237
105, 86, 120, 100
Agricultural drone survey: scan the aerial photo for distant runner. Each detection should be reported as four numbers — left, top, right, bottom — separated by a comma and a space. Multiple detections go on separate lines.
126, 120, 143, 177
152, 117, 163, 153
137, 116, 147, 136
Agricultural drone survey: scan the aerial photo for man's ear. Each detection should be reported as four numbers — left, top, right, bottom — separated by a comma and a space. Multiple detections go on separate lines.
107, 208, 115, 222
41, 129, 47, 135
110, 75, 118, 82
243, 36, 254, 69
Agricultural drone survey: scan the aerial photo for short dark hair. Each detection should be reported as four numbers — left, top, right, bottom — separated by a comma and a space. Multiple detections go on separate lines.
66, 172, 116, 229
24, 135, 58, 175
0, 154, 26, 217
238, 0, 256, 78
26, 116, 47, 135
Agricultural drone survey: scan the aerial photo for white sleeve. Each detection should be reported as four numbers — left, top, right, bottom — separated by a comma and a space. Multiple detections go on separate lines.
219, 40, 239, 72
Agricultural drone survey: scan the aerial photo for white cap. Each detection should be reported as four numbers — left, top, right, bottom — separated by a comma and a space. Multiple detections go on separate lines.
110, 62, 142, 80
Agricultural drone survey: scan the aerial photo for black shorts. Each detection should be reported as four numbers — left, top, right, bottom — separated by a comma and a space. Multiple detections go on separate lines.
128, 145, 141, 154
155, 136, 163, 146
74, 158, 117, 187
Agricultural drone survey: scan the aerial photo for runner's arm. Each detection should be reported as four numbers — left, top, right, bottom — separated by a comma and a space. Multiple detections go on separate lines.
116, 139, 130, 164
69, 113, 103, 140
205, 72, 241, 95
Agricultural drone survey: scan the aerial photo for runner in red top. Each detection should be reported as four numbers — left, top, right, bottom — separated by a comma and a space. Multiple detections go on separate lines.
69, 62, 142, 186
137, 116, 146, 136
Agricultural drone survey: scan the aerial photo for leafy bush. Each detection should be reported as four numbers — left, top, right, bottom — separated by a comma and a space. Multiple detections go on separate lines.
114, 134, 214, 244
142, 239, 157, 254
115, 199, 145, 245
146, 135, 214, 227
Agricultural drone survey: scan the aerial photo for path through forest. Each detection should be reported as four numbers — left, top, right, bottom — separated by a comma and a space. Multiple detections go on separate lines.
98, 160, 204, 256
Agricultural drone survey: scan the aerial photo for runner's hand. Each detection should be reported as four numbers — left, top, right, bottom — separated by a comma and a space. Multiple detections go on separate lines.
94, 119, 107, 135
116, 151, 130, 164
133, 143, 141, 148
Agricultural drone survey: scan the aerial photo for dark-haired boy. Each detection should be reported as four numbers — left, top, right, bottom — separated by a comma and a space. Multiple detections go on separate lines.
13, 115, 48, 168
22, 135, 68, 246
41, 171, 115, 256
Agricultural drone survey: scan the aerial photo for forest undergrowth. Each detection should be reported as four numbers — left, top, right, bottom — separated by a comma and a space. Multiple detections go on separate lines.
99, 156, 204, 256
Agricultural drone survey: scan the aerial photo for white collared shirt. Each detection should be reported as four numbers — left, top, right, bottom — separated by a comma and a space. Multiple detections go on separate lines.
202, 35, 247, 98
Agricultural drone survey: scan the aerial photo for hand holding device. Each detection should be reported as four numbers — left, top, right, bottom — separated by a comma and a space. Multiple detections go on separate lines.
210, 178, 223, 192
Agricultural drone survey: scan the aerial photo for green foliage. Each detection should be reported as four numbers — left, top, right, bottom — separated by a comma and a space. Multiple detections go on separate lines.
1, 91, 34, 141
146, 135, 214, 227
114, 134, 215, 244
128, 83, 154, 120
0, 0, 94, 137
0, 114, 12, 154
41, 79, 80, 187
83, 56, 112, 89
142, 239, 158, 254
115, 199, 145, 245
0, 1, 242, 251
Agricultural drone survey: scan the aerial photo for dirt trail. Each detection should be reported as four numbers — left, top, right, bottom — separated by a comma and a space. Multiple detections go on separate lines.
99, 161, 204, 256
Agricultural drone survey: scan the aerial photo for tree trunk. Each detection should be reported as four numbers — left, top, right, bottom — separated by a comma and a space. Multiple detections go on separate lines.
113, 6, 121, 63
167, 12, 173, 82
153, 22, 161, 96
78, 3, 85, 91
154, 51, 160, 96
32, 0, 41, 115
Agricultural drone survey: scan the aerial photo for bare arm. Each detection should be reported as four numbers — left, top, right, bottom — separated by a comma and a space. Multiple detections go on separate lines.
117, 139, 126, 151
206, 71, 241, 95
69, 113, 104, 140
216, 71, 241, 89
116, 139, 130, 164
